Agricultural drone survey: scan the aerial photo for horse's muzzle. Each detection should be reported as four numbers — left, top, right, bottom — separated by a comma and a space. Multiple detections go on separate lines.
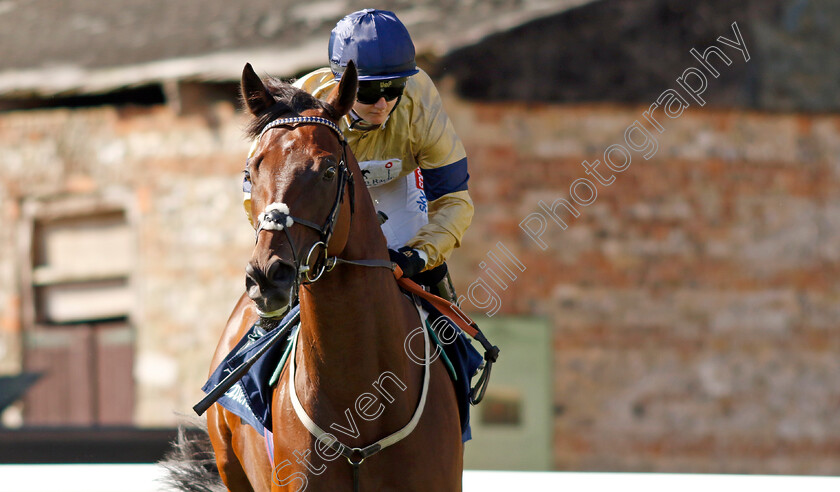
245, 257, 296, 315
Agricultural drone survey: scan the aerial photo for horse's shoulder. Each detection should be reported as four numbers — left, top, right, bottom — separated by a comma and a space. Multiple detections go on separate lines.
210, 293, 259, 372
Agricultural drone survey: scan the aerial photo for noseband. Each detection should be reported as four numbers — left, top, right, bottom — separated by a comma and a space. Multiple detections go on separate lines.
251, 116, 391, 316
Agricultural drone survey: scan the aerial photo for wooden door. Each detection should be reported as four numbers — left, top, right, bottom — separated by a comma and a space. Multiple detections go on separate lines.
23, 321, 134, 426
21, 203, 135, 427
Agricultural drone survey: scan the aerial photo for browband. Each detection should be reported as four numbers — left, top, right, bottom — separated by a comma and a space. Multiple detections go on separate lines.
259, 116, 345, 142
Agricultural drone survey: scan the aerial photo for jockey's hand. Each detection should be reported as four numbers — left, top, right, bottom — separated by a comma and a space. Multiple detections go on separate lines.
389, 247, 425, 278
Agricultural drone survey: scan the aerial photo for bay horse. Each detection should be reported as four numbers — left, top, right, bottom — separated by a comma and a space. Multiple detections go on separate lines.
205, 61, 463, 491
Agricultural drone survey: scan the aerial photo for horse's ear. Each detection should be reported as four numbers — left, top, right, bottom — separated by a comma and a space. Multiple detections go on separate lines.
241, 63, 275, 115
326, 60, 358, 118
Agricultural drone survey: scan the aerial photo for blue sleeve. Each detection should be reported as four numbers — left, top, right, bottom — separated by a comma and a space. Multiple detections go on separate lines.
420, 158, 469, 202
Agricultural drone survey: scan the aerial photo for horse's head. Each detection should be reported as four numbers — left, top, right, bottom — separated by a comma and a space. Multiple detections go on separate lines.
240, 62, 359, 317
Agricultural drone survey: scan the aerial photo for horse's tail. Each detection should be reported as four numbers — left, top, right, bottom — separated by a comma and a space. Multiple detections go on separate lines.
158, 421, 226, 492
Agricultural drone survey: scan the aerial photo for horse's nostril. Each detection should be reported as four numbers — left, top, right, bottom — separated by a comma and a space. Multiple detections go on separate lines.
245, 263, 262, 300
266, 259, 281, 281
244, 258, 293, 313
245, 259, 294, 294
266, 258, 296, 284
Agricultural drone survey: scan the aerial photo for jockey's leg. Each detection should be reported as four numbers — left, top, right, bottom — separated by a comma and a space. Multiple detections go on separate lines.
433, 271, 459, 306
409, 263, 459, 305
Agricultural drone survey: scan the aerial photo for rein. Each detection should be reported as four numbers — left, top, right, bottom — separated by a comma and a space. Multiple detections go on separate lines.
252, 116, 392, 317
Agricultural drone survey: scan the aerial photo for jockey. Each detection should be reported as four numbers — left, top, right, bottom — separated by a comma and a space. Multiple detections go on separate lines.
247, 9, 473, 301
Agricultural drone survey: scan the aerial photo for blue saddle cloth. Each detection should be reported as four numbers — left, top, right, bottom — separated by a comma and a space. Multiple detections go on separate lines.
201, 305, 301, 435
201, 300, 483, 441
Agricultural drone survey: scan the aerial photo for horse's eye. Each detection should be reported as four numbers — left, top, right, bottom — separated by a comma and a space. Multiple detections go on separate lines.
323, 166, 337, 181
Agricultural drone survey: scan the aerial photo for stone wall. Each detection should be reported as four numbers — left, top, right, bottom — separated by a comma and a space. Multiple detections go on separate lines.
0, 102, 255, 426
1, 78, 838, 472
442, 88, 840, 474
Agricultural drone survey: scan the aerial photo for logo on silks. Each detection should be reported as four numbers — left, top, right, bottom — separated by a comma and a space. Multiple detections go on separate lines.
358, 158, 404, 187
416, 193, 427, 213
414, 168, 424, 190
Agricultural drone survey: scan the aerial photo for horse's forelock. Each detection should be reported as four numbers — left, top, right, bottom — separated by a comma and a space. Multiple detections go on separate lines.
244, 77, 340, 139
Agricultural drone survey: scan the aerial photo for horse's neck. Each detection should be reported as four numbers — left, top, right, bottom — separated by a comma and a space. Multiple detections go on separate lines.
298, 267, 408, 370
296, 195, 414, 400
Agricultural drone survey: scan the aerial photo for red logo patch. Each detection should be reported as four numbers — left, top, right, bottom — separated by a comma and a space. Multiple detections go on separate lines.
414, 168, 424, 189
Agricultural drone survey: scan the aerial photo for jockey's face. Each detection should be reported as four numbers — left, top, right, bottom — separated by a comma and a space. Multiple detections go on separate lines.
353, 96, 399, 126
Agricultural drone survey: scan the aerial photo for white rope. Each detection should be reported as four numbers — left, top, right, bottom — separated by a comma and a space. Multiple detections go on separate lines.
287, 301, 430, 460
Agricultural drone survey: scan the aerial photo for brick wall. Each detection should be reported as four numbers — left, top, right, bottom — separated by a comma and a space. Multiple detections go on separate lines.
1, 84, 838, 473
0, 102, 255, 426
442, 90, 840, 474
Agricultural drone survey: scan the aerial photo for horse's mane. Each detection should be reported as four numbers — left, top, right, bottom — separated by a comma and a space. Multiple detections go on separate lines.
244, 77, 339, 139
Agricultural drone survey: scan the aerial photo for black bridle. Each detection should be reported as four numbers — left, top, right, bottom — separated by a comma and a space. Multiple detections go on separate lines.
251, 116, 390, 316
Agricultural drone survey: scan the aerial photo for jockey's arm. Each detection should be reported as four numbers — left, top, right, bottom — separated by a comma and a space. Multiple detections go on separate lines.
404, 72, 474, 270
406, 188, 474, 270
406, 72, 474, 270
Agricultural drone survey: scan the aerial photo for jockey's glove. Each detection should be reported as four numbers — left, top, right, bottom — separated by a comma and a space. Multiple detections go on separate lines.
389, 246, 426, 278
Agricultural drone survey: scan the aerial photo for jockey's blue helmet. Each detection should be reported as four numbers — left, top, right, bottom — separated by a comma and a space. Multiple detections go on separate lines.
329, 9, 420, 81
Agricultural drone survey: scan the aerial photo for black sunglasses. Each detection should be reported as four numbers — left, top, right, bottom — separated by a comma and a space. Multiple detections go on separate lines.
356, 78, 407, 105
